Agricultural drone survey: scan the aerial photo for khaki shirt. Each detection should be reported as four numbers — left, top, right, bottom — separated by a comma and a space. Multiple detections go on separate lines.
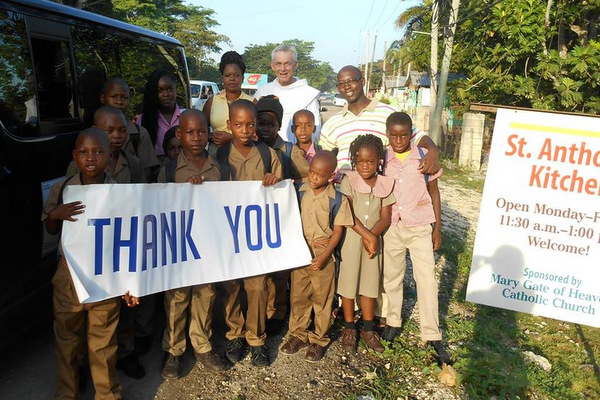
66, 150, 145, 183
124, 121, 160, 170
42, 173, 116, 256
298, 182, 354, 243
272, 137, 309, 182
228, 144, 283, 181
157, 151, 220, 183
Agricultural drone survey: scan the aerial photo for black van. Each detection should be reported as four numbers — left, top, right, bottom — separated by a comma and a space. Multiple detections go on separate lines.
0, 0, 190, 346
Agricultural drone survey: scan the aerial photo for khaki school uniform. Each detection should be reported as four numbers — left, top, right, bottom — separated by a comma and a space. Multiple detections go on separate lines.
66, 150, 145, 184
288, 183, 353, 346
265, 138, 310, 321
219, 143, 282, 346
124, 121, 160, 181
160, 151, 221, 356
42, 174, 122, 400
338, 172, 395, 299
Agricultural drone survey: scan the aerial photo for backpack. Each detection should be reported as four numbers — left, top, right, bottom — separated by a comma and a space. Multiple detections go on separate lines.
216, 141, 272, 181
129, 123, 141, 157
381, 146, 429, 185
164, 159, 177, 183
277, 141, 294, 180
295, 183, 343, 229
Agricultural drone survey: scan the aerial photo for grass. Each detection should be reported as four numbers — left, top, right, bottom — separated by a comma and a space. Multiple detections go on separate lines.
347, 160, 600, 399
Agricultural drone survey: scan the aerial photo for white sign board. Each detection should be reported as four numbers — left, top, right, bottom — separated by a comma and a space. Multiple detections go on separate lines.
466, 108, 600, 328
61, 180, 312, 303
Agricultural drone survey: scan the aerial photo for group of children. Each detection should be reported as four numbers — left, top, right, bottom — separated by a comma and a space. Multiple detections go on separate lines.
43, 75, 450, 400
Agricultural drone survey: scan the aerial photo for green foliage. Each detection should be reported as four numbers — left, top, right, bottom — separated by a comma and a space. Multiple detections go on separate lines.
391, 0, 600, 114
242, 39, 337, 93
108, 0, 228, 64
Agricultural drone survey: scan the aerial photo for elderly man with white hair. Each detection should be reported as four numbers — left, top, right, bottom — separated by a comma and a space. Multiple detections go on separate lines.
254, 44, 321, 143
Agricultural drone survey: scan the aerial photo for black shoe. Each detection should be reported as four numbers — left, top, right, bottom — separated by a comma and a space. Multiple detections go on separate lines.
225, 338, 245, 364
134, 335, 153, 356
161, 354, 180, 379
381, 325, 402, 342
265, 318, 286, 336
116, 353, 146, 379
249, 345, 270, 367
428, 340, 452, 365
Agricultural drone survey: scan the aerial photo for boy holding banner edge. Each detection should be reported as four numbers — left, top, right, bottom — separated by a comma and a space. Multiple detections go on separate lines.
43, 127, 138, 400
217, 99, 283, 367
160, 109, 226, 379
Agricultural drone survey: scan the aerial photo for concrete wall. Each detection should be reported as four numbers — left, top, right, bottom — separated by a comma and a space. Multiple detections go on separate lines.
459, 112, 485, 170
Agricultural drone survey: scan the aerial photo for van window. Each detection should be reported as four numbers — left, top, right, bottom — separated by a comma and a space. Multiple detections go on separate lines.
0, 11, 37, 137
201, 84, 214, 99
191, 84, 201, 98
72, 26, 189, 118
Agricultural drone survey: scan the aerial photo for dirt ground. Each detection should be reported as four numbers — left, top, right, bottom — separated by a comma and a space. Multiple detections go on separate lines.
152, 176, 484, 400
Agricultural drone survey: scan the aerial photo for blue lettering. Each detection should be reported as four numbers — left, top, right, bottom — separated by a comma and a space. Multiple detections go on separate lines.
265, 203, 281, 249
142, 215, 157, 271
114, 217, 138, 273
225, 206, 242, 253
181, 209, 201, 261
245, 204, 262, 251
161, 212, 177, 266
88, 218, 111, 275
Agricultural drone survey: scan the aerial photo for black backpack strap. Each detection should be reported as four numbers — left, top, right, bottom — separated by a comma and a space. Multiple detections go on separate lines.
380, 149, 389, 176
216, 143, 232, 181
130, 123, 140, 157
314, 142, 322, 152
281, 141, 294, 179
294, 182, 305, 208
416, 146, 430, 185
255, 141, 272, 174
57, 175, 75, 205
165, 159, 177, 183
328, 189, 343, 228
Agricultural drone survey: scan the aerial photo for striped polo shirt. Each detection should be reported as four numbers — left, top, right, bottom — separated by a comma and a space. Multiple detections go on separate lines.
319, 99, 426, 171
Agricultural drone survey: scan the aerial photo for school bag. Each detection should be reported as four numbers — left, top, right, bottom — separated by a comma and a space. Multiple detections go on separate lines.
276, 141, 294, 180
381, 146, 430, 185
164, 159, 177, 183
216, 141, 272, 181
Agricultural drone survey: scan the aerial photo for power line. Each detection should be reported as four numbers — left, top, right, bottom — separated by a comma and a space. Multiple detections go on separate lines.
376, 0, 405, 32
370, 0, 389, 30
361, 0, 376, 31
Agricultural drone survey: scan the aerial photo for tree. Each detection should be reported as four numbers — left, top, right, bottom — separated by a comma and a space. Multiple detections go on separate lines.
57, 0, 229, 75
390, 0, 600, 114
242, 39, 337, 93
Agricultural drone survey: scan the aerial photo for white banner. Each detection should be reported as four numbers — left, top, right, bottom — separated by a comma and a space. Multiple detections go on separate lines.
466, 108, 600, 328
62, 180, 312, 303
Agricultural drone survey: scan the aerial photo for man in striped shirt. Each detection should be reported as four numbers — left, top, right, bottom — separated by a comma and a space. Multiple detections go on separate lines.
319, 65, 439, 175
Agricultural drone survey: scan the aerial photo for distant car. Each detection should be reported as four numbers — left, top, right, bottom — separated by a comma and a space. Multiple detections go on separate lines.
333, 93, 347, 107
190, 80, 219, 110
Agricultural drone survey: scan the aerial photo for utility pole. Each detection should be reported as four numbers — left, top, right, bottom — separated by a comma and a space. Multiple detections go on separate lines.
381, 40, 387, 93
369, 31, 378, 96
428, 0, 439, 135
431, 0, 461, 146
364, 31, 370, 94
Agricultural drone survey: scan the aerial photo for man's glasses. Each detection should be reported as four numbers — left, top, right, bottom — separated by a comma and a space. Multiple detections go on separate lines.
337, 78, 361, 87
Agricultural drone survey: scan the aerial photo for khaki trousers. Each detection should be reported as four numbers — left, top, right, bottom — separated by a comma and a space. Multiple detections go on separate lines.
288, 245, 336, 346
383, 222, 442, 341
267, 270, 290, 320
52, 263, 121, 400
162, 283, 215, 356
221, 274, 268, 346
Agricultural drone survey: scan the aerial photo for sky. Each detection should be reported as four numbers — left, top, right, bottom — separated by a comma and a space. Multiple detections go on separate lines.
189, 0, 417, 73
